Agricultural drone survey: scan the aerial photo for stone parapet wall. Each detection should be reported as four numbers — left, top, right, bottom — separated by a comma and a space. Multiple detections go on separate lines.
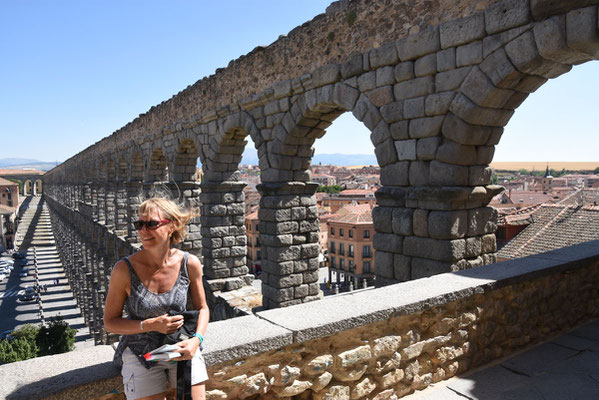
2, 241, 596, 399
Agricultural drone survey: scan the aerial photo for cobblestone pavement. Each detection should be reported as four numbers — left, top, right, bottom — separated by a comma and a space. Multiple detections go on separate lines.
7, 196, 94, 350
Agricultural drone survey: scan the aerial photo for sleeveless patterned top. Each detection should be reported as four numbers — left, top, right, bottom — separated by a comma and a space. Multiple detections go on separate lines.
113, 252, 190, 369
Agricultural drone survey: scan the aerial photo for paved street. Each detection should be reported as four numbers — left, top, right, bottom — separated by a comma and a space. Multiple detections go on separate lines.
0, 196, 93, 349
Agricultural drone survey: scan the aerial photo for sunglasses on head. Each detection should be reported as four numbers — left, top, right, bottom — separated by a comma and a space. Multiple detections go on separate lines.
133, 219, 171, 230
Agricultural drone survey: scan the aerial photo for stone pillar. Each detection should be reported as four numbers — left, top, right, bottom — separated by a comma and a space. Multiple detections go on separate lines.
174, 181, 202, 257
373, 185, 502, 284
91, 183, 99, 221
257, 182, 321, 309
114, 182, 128, 236
126, 181, 144, 242
200, 181, 253, 291
96, 184, 105, 223
104, 184, 116, 229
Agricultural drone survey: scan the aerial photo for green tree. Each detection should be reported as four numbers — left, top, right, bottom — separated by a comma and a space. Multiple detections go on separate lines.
517, 168, 529, 175
37, 316, 76, 356
594, 167, 599, 174
316, 184, 342, 194
0, 324, 40, 364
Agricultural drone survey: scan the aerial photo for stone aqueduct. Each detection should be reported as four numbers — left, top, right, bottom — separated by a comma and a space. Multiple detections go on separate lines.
42, 0, 599, 343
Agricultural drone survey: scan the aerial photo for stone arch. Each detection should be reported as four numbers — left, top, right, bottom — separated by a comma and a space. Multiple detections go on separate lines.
172, 137, 200, 182
202, 111, 259, 182
24, 180, 33, 195
116, 155, 128, 182
130, 150, 144, 182
148, 147, 169, 182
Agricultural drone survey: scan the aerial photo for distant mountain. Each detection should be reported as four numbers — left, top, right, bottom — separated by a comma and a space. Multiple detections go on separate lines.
0, 158, 60, 171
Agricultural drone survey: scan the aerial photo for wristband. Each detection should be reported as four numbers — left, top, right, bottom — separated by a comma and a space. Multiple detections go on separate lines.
140, 320, 144, 331
192, 332, 204, 344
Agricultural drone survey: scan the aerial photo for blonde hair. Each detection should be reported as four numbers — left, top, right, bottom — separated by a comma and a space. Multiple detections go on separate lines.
139, 197, 192, 245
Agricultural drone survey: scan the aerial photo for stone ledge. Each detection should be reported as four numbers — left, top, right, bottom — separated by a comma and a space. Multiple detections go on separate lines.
1, 240, 598, 399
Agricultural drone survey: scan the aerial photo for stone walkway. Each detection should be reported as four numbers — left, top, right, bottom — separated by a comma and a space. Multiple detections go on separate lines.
409, 318, 599, 399
14, 196, 94, 349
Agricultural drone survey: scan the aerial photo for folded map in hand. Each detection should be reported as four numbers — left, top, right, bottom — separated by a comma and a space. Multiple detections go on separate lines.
143, 344, 181, 361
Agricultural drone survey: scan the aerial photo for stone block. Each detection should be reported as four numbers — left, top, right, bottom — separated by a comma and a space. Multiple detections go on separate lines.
505, 31, 571, 79
481, 233, 497, 252
566, 6, 599, 57
358, 71, 376, 92
390, 120, 409, 140
413, 209, 429, 237
367, 86, 394, 107
409, 161, 430, 186
372, 206, 394, 233
479, 48, 523, 90
440, 14, 485, 49
370, 43, 399, 68
262, 284, 294, 302
530, 0, 598, 21
411, 257, 453, 279
485, 0, 531, 34
428, 210, 468, 239
477, 145, 496, 164
394, 254, 411, 281
461, 66, 515, 108
441, 112, 494, 145
394, 61, 414, 82
435, 66, 471, 92
380, 162, 410, 186
291, 207, 307, 221
467, 207, 498, 236
333, 82, 360, 111
370, 121, 392, 145
374, 138, 399, 167
397, 27, 441, 60
409, 116, 444, 138
294, 284, 309, 298
312, 64, 341, 87
376, 67, 396, 87
533, 16, 588, 64
449, 93, 514, 127
373, 233, 403, 253
429, 160, 469, 186
469, 166, 493, 186
465, 236, 482, 258
395, 139, 417, 161
341, 54, 365, 79
404, 96, 425, 119
425, 92, 455, 116
301, 243, 320, 258
456, 40, 483, 67
415, 54, 437, 76
436, 48, 456, 72
392, 208, 413, 236
436, 139, 478, 166
380, 101, 404, 123
512, 74, 547, 93
417, 137, 441, 160
394, 76, 434, 100
374, 251, 394, 278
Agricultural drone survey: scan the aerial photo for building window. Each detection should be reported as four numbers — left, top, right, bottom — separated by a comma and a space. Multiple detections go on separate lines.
349, 230, 353, 238
340, 259, 345, 270
330, 241, 336, 254
340, 228, 344, 237
8, 201, 12, 207
1, 194, 4, 198
339, 243, 345, 255
330, 256, 336, 268
348, 260, 354, 272
362, 245, 371, 258
348, 244, 354, 258
7, 193, 11, 200
363, 230, 370, 238
330, 227, 335, 235
256, 250, 261, 260
363, 261, 371, 273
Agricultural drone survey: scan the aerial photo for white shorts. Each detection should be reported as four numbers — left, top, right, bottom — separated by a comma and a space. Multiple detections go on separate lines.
121, 347, 208, 400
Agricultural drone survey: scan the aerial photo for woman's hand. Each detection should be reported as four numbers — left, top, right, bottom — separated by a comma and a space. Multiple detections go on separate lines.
147, 314, 184, 334
172, 337, 200, 361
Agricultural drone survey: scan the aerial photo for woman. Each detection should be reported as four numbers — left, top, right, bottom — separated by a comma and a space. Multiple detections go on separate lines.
104, 198, 209, 400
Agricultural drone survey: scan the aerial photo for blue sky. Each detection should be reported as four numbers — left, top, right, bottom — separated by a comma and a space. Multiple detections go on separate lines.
1, 1, 597, 163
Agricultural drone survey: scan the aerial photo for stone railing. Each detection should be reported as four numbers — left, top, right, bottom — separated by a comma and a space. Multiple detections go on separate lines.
1, 240, 597, 399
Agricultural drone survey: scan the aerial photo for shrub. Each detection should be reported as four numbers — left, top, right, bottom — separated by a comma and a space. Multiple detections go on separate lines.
0, 324, 40, 364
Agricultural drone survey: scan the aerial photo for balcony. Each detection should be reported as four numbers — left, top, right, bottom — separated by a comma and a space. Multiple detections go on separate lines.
1, 241, 598, 399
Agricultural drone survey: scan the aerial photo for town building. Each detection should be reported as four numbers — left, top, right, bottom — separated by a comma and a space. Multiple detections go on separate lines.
0, 205, 17, 252
322, 188, 376, 213
327, 203, 375, 289
312, 173, 336, 186
0, 177, 19, 208
245, 208, 261, 275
